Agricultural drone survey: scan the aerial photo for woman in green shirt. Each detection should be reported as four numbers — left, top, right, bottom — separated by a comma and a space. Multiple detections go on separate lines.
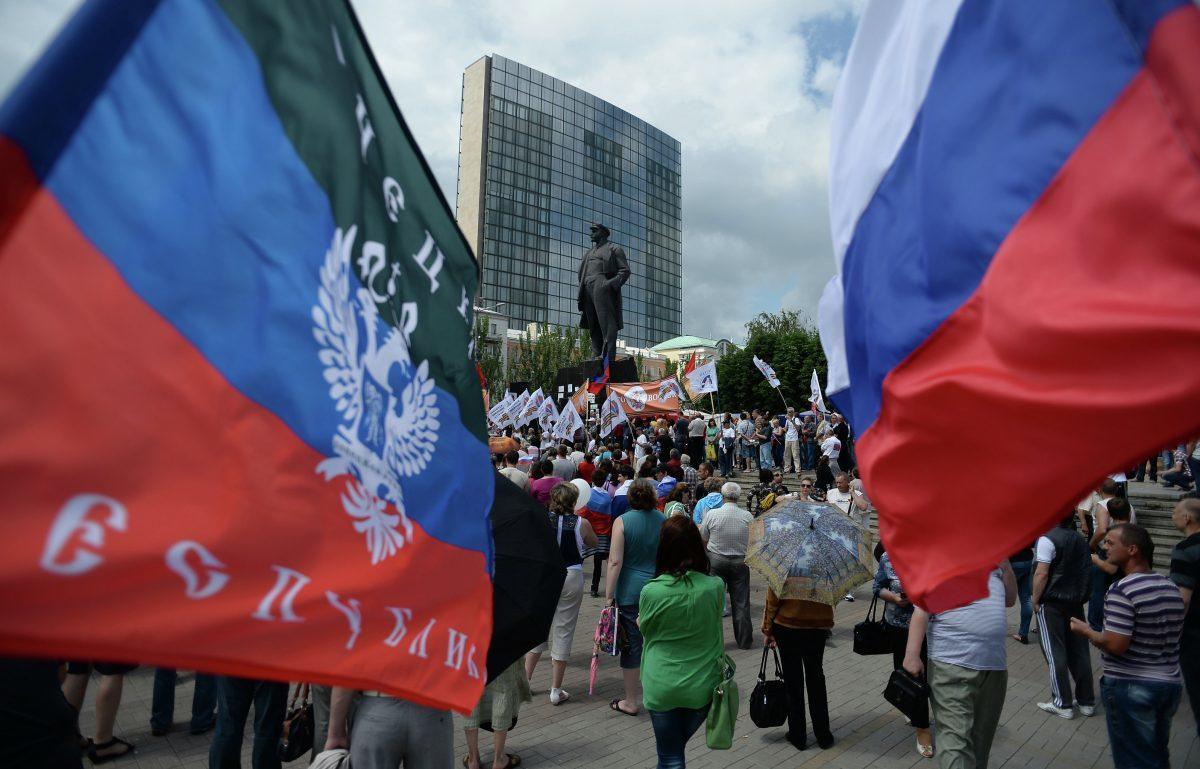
639, 516, 725, 768
606, 478, 666, 717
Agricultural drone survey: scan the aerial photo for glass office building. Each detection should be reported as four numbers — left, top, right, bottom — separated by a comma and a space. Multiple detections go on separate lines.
456, 54, 682, 350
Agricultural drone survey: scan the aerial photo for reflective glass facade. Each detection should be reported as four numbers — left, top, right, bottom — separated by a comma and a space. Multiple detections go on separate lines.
456, 55, 682, 349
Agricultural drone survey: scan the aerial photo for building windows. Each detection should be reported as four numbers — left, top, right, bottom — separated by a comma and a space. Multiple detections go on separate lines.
460, 54, 682, 349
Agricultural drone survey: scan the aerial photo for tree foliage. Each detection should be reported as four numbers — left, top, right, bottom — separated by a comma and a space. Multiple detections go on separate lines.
507, 324, 591, 396
473, 317, 506, 403
715, 311, 828, 416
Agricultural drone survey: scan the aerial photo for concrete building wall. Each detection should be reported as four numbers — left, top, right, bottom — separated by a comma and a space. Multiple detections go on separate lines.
455, 57, 490, 259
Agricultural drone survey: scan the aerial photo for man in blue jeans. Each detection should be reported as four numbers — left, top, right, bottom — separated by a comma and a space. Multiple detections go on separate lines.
151, 668, 215, 736
209, 676, 289, 769
1071, 523, 1185, 769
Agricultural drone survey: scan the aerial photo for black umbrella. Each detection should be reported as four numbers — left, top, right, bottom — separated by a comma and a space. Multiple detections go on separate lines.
485, 471, 564, 682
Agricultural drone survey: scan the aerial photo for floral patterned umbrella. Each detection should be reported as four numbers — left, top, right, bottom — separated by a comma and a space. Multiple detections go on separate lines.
746, 499, 875, 604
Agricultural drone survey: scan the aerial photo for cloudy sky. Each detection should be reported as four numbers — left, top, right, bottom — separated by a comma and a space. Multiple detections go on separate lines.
0, 0, 861, 343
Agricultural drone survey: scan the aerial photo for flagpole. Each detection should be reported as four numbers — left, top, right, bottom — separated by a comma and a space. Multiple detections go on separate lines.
776, 387, 789, 412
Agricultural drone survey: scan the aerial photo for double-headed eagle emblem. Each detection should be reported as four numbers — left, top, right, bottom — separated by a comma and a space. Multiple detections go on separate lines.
312, 227, 440, 564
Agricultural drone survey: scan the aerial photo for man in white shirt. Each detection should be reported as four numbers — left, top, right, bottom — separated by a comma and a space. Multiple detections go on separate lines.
820, 433, 842, 467
782, 407, 802, 476
499, 450, 530, 492
828, 472, 870, 602
700, 483, 755, 649
904, 563, 1018, 769
687, 414, 707, 469
828, 472, 870, 528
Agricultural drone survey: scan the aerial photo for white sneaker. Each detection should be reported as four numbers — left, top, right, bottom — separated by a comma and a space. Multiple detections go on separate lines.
549, 688, 569, 706
844, 593, 855, 602
1037, 701, 1075, 719
1078, 705, 1095, 717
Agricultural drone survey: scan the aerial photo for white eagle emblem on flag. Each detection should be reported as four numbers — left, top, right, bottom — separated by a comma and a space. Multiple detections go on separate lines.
311, 227, 440, 564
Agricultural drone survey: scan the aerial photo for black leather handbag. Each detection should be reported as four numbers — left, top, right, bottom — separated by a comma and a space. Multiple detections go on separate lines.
852, 595, 893, 656
883, 667, 930, 722
749, 646, 788, 728
277, 683, 314, 762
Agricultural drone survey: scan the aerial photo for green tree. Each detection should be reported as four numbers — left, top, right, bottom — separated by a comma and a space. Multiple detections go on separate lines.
716, 311, 828, 415
473, 317, 506, 403
507, 324, 591, 396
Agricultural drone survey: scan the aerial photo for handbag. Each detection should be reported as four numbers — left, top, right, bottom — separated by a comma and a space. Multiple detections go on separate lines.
706, 443, 717, 461
595, 604, 619, 656
705, 654, 739, 750
852, 595, 893, 656
883, 667, 930, 723
748, 646, 787, 728
277, 683, 314, 762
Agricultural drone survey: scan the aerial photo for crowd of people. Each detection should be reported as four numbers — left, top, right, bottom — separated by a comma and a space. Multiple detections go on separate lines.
8, 406, 1199, 769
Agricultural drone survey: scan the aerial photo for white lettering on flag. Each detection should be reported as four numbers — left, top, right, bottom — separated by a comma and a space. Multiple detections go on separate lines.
40, 493, 128, 576
325, 591, 363, 650
165, 541, 230, 600
384, 606, 413, 647
252, 566, 310, 623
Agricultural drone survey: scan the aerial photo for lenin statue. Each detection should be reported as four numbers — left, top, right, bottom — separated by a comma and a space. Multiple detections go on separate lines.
577, 223, 630, 363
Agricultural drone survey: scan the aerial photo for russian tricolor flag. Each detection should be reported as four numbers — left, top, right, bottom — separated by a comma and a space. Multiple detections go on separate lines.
820, 0, 1200, 611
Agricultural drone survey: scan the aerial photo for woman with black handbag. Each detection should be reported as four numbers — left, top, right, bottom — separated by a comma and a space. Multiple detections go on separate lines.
761, 588, 834, 751
872, 544, 933, 759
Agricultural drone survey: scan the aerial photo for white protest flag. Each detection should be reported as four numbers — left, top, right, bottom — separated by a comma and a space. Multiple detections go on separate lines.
554, 399, 583, 440
657, 377, 686, 403
753, 355, 781, 388
507, 389, 530, 426
516, 388, 544, 427
537, 397, 559, 432
685, 360, 719, 395
599, 395, 628, 438
487, 393, 513, 430
810, 370, 828, 413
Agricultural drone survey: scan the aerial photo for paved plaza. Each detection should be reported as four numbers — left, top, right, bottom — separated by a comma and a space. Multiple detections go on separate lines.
76, 559, 1197, 769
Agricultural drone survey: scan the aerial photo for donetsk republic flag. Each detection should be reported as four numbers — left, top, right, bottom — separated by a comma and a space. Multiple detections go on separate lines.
0, 0, 495, 712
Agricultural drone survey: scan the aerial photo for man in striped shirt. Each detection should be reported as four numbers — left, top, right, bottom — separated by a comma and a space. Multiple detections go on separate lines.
1070, 523, 1185, 769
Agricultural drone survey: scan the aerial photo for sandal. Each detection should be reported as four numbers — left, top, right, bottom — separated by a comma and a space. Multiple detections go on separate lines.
88, 737, 135, 764
916, 739, 935, 758
609, 698, 638, 716
495, 754, 521, 768
1011, 634, 1028, 645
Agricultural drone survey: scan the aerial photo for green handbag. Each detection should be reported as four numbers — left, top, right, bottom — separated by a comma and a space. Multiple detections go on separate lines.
705, 653, 738, 750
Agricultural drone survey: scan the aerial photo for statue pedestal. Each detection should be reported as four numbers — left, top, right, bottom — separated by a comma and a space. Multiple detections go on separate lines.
555, 356, 639, 414
580, 355, 637, 382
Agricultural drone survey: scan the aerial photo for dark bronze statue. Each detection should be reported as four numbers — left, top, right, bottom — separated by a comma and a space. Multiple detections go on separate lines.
577, 223, 630, 363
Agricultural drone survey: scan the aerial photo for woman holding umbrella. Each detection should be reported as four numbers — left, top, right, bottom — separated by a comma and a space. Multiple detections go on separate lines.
762, 589, 835, 751
605, 478, 666, 717
524, 481, 598, 705
747, 499, 876, 751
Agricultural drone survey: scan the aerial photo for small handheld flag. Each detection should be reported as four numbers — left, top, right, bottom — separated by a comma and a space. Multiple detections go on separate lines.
599, 395, 628, 438
810, 370, 828, 414
753, 355, 781, 388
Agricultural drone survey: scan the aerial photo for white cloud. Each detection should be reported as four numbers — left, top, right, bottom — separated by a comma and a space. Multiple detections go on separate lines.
0, 0, 860, 344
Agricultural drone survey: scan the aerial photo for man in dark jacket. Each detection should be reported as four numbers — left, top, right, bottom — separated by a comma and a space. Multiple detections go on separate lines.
1032, 514, 1096, 719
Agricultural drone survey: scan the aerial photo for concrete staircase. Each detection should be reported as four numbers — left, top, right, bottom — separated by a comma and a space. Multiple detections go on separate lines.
1129, 483, 1187, 573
